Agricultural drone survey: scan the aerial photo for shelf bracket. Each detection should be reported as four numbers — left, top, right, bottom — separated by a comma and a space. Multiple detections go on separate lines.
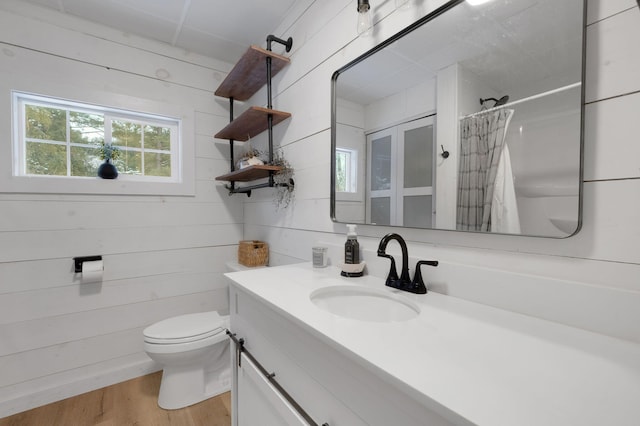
266, 35, 293, 52
224, 177, 294, 197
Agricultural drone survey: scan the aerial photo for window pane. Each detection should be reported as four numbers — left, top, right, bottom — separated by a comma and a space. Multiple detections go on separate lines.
403, 125, 433, 188
26, 142, 66, 175
71, 146, 100, 177
25, 105, 66, 141
70, 112, 104, 145
371, 135, 391, 191
112, 120, 141, 148
335, 151, 347, 192
16, 93, 179, 183
144, 152, 171, 177
116, 151, 142, 175
370, 197, 390, 225
403, 195, 432, 228
144, 125, 170, 150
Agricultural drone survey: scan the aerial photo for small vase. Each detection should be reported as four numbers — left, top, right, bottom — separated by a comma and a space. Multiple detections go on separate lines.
98, 159, 118, 179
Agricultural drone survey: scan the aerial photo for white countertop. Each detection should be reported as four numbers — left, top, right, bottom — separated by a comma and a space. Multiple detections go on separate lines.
225, 263, 640, 426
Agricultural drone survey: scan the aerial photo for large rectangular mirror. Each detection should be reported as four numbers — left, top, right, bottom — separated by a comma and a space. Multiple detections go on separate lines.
331, 0, 585, 237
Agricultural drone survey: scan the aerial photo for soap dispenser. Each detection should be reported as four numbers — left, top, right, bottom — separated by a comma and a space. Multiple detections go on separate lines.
344, 224, 360, 264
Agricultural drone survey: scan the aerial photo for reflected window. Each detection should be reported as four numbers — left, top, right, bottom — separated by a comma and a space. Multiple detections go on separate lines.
336, 147, 358, 193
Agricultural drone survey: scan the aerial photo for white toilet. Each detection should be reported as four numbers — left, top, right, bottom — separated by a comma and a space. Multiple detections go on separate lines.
143, 310, 230, 410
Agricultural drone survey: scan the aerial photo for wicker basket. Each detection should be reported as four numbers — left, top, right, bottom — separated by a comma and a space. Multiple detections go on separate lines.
238, 240, 269, 267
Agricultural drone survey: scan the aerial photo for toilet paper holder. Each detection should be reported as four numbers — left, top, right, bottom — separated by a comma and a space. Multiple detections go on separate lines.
73, 255, 102, 273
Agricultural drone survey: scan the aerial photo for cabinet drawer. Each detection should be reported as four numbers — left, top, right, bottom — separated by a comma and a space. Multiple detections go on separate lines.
231, 288, 367, 426
238, 352, 311, 426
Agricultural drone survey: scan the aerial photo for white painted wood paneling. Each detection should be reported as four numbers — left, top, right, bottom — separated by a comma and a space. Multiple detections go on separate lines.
0, 3, 239, 416
584, 91, 640, 181
0, 0, 232, 71
1, 328, 147, 387
0, 290, 226, 356
585, 7, 640, 102
0, 8, 226, 91
0, 201, 240, 232
0, 224, 242, 263
0, 273, 227, 324
587, 0, 638, 24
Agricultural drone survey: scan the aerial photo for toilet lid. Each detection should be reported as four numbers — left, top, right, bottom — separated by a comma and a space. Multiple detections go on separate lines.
143, 311, 226, 344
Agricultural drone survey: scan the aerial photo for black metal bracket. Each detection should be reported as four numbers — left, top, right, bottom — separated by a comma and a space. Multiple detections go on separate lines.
226, 331, 245, 367
73, 255, 102, 273
225, 178, 294, 197
266, 35, 293, 52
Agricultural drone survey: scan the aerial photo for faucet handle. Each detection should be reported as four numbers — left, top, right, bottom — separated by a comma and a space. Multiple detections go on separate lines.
378, 253, 399, 287
411, 260, 439, 294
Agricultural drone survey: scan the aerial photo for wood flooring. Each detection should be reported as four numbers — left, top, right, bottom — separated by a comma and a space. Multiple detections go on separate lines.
0, 372, 231, 426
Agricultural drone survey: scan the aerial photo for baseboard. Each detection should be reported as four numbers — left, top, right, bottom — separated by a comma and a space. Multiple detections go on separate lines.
0, 353, 160, 419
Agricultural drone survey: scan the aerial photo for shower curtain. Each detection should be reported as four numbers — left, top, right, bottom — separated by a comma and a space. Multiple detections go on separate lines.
491, 143, 521, 233
457, 108, 514, 231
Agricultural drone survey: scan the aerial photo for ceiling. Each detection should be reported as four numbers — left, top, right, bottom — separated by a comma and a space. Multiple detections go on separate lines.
19, 0, 305, 64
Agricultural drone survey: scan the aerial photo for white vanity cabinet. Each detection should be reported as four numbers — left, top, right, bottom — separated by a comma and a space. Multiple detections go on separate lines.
228, 283, 459, 426
226, 264, 640, 425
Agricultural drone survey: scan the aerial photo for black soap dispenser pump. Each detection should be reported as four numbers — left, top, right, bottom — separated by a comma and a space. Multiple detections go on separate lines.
344, 224, 360, 264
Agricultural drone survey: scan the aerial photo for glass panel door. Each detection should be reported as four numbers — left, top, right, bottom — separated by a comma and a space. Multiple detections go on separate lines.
397, 116, 435, 227
366, 129, 395, 225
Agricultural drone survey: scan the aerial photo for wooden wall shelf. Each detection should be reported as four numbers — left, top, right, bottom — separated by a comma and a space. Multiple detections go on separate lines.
213, 37, 293, 194
215, 165, 282, 183
214, 106, 291, 141
214, 46, 290, 101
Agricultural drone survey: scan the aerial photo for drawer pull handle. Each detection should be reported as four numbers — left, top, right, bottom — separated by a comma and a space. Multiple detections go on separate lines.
227, 330, 329, 426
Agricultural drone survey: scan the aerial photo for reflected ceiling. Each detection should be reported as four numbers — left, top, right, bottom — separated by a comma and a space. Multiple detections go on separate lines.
339, 0, 582, 105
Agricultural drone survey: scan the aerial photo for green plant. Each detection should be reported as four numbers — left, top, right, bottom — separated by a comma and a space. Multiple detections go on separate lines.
98, 142, 120, 161
272, 150, 295, 210
257, 148, 294, 210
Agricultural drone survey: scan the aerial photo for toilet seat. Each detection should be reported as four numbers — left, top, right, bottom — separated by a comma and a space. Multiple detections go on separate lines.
143, 311, 227, 345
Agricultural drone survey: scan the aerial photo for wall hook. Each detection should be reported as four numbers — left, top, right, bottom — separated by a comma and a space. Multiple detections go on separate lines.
440, 145, 450, 159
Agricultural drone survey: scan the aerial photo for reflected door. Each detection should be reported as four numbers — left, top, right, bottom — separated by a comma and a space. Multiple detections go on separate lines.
366, 116, 435, 226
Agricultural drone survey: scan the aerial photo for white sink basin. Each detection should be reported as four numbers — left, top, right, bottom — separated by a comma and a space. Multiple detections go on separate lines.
310, 285, 420, 322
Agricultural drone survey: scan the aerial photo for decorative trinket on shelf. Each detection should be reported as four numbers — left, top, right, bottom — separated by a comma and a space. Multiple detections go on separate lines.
97, 142, 120, 179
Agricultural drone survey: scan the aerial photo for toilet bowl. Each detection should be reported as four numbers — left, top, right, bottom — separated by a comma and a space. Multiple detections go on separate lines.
143, 311, 230, 410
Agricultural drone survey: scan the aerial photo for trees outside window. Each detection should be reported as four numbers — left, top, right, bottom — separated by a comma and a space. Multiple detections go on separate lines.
15, 93, 179, 181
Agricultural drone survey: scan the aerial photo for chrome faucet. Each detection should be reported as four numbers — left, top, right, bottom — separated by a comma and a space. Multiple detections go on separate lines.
377, 233, 438, 294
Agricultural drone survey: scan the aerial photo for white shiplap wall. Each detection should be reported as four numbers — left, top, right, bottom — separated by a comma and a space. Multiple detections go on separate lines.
0, 2, 242, 417
243, 0, 640, 337
1, 0, 639, 418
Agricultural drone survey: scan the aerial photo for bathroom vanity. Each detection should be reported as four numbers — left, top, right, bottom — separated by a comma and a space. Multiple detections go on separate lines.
225, 264, 640, 426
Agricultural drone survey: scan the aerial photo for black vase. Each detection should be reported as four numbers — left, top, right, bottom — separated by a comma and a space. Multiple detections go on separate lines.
97, 159, 118, 179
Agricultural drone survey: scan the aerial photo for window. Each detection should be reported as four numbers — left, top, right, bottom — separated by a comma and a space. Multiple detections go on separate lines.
335, 147, 358, 193
13, 92, 180, 182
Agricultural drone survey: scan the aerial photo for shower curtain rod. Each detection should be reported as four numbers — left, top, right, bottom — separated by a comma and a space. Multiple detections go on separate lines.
461, 82, 581, 119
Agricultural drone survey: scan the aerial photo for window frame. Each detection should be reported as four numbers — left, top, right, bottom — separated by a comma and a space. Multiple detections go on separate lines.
8, 91, 194, 196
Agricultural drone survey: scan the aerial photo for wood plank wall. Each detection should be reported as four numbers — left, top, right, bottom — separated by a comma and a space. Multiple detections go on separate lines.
0, 1, 241, 418
1, 0, 639, 418
243, 0, 640, 333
